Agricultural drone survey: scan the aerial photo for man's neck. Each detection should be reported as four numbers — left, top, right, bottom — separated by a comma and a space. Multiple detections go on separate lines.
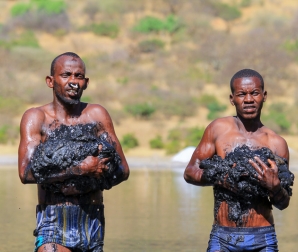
235, 115, 263, 133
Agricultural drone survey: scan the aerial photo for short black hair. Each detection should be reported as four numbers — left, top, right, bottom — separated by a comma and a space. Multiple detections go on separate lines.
50, 52, 84, 76
230, 69, 264, 93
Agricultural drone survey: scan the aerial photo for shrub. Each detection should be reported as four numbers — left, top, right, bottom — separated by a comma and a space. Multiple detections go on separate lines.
207, 101, 227, 120
8, 0, 69, 33
165, 128, 182, 154
125, 102, 156, 118
262, 103, 291, 133
121, 133, 139, 150
10, 3, 31, 17
0, 30, 39, 49
134, 15, 181, 34
87, 23, 119, 38
213, 3, 242, 22
165, 140, 181, 154
34, 0, 66, 15
240, 0, 252, 8
199, 94, 227, 120
185, 127, 205, 147
138, 39, 165, 53
11, 0, 66, 16
0, 125, 9, 144
149, 135, 164, 149
81, 96, 92, 103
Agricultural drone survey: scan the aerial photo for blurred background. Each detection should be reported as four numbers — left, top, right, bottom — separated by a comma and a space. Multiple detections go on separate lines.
1, 1, 298, 252
1, 0, 298, 156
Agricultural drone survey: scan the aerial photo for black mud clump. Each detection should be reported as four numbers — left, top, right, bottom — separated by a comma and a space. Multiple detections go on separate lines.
200, 145, 294, 226
30, 123, 122, 193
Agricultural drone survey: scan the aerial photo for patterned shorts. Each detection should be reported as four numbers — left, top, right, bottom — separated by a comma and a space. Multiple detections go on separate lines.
207, 225, 278, 252
34, 204, 105, 252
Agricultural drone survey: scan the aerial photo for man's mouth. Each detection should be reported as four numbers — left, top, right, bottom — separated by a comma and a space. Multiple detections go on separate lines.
243, 106, 256, 112
67, 83, 79, 96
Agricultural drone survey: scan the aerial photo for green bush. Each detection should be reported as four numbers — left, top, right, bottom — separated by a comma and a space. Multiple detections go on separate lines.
262, 103, 291, 133
0, 30, 39, 49
11, 0, 66, 17
134, 15, 181, 33
213, 3, 241, 22
165, 128, 182, 154
240, 0, 252, 8
138, 39, 165, 53
0, 125, 9, 144
149, 135, 164, 149
10, 3, 31, 17
34, 0, 66, 14
125, 102, 156, 118
283, 40, 298, 52
121, 133, 139, 150
87, 23, 119, 38
81, 96, 92, 103
165, 140, 181, 154
185, 127, 204, 147
199, 94, 227, 120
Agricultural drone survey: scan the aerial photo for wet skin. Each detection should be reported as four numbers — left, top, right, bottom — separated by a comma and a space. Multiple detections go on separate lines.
184, 76, 290, 227
18, 55, 129, 251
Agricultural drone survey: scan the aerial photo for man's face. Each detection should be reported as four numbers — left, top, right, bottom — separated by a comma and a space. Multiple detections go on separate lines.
51, 55, 88, 105
229, 76, 267, 120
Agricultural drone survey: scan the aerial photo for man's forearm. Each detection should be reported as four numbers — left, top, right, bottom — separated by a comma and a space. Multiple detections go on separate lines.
270, 186, 290, 210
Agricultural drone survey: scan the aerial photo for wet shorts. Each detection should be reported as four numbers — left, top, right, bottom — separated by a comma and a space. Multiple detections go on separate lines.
207, 225, 278, 252
33, 204, 105, 252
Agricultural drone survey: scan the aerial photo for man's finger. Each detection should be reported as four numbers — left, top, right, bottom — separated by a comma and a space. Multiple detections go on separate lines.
249, 159, 263, 176
267, 159, 278, 171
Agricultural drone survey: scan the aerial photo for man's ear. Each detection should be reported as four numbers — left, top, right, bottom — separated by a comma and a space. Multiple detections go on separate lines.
263, 90, 267, 102
46, 76, 54, 88
83, 77, 89, 90
229, 94, 234, 106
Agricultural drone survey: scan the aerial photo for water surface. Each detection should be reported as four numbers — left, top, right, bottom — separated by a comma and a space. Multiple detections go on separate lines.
0, 167, 297, 252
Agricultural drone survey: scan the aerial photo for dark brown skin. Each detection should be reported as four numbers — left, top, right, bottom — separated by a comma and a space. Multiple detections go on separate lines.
184, 76, 290, 227
18, 55, 129, 252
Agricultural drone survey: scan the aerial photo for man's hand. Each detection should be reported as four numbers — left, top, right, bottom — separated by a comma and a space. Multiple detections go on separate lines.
249, 156, 281, 195
78, 145, 111, 178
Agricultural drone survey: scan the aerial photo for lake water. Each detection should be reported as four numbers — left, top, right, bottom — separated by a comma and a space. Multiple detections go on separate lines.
0, 166, 297, 252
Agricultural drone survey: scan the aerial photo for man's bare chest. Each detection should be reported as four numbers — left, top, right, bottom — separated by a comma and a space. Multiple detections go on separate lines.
215, 132, 270, 157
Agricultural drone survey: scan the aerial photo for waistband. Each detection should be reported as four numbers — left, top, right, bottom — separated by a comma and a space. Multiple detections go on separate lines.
212, 224, 275, 234
36, 204, 104, 213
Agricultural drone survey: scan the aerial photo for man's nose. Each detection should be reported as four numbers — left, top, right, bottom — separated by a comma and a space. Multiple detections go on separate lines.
244, 94, 253, 102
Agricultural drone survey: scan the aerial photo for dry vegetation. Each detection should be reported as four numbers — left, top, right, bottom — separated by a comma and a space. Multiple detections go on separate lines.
1, 0, 298, 155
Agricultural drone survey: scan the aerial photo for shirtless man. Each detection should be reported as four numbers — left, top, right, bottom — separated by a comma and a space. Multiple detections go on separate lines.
184, 69, 291, 252
18, 52, 129, 252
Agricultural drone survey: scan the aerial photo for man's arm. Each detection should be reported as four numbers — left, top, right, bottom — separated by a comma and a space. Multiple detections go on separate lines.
249, 136, 290, 210
184, 122, 217, 186
89, 104, 130, 185
18, 108, 44, 184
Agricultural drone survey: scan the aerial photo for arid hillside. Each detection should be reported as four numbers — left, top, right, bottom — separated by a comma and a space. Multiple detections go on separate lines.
1, 0, 298, 156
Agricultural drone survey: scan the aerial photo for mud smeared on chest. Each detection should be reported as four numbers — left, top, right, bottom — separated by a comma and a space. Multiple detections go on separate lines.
30, 123, 122, 193
200, 145, 294, 226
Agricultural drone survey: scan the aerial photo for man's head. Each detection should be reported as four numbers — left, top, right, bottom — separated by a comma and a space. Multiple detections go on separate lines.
46, 52, 89, 106
229, 69, 267, 120
230, 69, 264, 94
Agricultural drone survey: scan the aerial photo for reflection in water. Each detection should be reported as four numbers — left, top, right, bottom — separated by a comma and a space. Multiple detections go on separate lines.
0, 167, 297, 252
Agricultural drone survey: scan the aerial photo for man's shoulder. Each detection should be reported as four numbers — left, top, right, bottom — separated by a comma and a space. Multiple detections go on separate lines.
22, 105, 48, 119
263, 126, 288, 144
208, 116, 235, 129
84, 103, 109, 115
